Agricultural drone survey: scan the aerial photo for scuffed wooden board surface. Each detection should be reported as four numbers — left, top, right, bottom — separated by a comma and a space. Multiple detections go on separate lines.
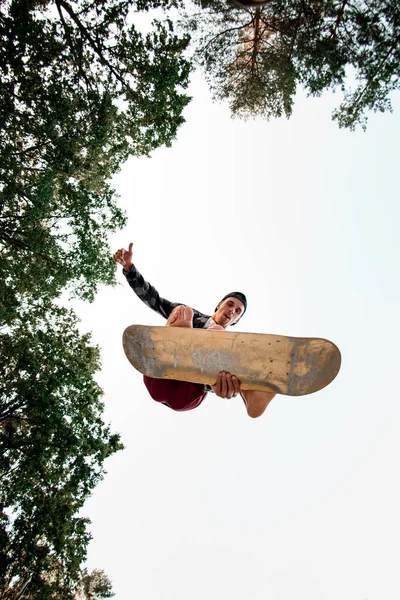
123, 325, 341, 396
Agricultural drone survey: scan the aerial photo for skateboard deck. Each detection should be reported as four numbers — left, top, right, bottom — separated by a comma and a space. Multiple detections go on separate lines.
123, 325, 341, 396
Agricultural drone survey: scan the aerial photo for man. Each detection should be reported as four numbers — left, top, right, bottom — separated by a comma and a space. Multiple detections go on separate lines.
113, 242, 275, 418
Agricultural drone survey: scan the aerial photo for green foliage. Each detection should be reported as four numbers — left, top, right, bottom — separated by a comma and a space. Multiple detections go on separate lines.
80, 568, 115, 599
0, 1, 191, 596
0, 0, 191, 318
0, 304, 122, 599
181, 0, 400, 129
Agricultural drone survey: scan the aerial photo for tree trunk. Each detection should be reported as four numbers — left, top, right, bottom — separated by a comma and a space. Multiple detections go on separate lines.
251, 8, 261, 74
235, 0, 273, 7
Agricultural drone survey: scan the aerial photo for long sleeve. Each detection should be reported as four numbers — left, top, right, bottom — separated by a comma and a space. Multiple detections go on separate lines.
123, 265, 180, 320
123, 265, 211, 327
124, 265, 213, 393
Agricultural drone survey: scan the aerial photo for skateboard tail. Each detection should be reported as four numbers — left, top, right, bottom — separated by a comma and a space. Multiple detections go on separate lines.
285, 338, 341, 395
123, 325, 341, 397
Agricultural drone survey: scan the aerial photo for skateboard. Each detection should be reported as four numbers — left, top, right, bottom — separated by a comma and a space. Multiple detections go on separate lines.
123, 325, 341, 396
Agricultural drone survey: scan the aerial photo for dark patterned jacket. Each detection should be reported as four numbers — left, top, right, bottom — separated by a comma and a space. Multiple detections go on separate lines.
123, 265, 211, 329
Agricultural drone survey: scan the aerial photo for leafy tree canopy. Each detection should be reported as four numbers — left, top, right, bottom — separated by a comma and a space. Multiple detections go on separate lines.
0, 303, 122, 600
182, 0, 400, 129
0, 0, 191, 322
0, 1, 191, 597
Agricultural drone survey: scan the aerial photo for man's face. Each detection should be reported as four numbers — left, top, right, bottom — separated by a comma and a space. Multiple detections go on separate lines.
213, 297, 245, 328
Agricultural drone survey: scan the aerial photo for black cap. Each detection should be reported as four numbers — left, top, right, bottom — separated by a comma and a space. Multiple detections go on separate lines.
215, 292, 247, 325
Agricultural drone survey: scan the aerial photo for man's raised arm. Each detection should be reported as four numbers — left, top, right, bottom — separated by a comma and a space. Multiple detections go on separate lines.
113, 242, 179, 320
113, 242, 134, 272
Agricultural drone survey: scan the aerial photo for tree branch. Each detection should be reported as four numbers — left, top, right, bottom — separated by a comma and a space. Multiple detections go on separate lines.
349, 34, 400, 109
200, 20, 253, 54
330, 0, 349, 41
56, 0, 132, 95
287, 2, 304, 63
250, 8, 261, 75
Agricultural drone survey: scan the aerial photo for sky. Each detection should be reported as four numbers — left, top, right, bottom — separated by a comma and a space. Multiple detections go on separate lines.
70, 70, 400, 600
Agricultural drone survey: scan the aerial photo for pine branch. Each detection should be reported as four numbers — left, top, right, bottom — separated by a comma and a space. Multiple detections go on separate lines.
200, 19, 254, 53
349, 34, 400, 109
330, 0, 349, 41
56, 0, 133, 95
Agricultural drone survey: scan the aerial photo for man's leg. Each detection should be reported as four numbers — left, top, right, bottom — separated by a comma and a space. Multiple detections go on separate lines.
240, 390, 276, 419
211, 371, 276, 419
166, 305, 193, 328
143, 376, 207, 411
143, 306, 207, 412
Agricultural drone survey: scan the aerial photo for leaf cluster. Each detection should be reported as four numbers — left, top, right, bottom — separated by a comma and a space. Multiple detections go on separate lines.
80, 568, 115, 599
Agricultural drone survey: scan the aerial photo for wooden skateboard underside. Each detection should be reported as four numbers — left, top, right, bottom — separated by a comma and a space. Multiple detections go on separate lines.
123, 325, 341, 396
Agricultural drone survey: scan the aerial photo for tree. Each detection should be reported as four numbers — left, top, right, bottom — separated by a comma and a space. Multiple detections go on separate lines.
79, 569, 114, 599
0, 303, 123, 600
0, 1, 191, 596
0, 0, 191, 323
182, 0, 400, 129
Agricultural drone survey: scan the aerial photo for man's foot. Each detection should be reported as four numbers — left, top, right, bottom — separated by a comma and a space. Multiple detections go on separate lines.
240, 390, 276, 418
166, 305, 193, 328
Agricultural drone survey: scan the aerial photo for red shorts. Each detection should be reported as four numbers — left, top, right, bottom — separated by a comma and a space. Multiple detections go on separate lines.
143, 376, 207, 412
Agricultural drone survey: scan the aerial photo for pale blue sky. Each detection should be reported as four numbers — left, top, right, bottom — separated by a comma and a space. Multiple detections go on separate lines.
72, 71, 400, 600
